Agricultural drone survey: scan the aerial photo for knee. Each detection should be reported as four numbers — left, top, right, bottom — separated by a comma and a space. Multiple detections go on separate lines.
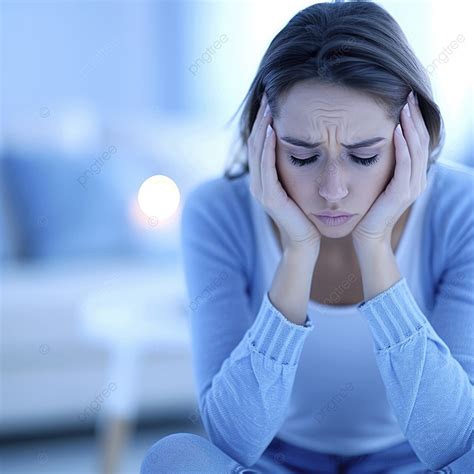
140, 432, 212, 474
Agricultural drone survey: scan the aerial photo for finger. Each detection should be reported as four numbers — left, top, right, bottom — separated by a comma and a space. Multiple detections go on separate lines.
408, 91, 430, 189
408, 91, 430, 149
251, 93, 268, 136
260, 124, 280, 203
249, 93, 268, 144
393, 123, 411, 192
400, 102, 422, 185
248, 95, 272, 197
250, 106, 273, 198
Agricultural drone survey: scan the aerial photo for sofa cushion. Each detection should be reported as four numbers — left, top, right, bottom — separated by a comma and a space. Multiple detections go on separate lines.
0, 145, 144, 259
0, 178, 20, 260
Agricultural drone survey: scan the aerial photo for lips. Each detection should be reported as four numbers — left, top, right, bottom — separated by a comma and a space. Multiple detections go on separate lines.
315, 212, 354, 218
313, 214, 356, 226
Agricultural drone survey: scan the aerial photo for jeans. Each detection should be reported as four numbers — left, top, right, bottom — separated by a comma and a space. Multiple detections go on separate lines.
140, 432, 446, 473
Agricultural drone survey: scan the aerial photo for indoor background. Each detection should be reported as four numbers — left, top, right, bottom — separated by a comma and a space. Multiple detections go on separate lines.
0, 0, 472, 473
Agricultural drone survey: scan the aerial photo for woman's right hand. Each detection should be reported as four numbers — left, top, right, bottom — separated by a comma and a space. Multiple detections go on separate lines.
248, 92, 322, 256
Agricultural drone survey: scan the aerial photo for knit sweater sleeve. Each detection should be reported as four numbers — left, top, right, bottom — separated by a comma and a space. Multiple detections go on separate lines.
356, 179, 474, 473
180, 180, 314, 468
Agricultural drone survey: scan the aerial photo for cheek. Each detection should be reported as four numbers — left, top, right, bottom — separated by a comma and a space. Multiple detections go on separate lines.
337, 155, 392, 209
275, 155, 307, 200
275, 151, 288, 184
358, 157, 394, 203
275, 148, 293, 187
379, 147, 396, 188
276, 160, 296, 190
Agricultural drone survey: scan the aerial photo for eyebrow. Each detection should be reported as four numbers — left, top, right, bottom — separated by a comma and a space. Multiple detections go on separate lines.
280, 136, 387, 149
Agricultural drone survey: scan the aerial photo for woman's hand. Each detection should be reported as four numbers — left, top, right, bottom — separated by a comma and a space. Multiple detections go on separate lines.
248, 93, 322, 255
351, 91, 430, 249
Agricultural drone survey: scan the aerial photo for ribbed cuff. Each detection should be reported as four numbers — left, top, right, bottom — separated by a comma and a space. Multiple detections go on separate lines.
247, 291, 314, 367
357, 277, 428, 351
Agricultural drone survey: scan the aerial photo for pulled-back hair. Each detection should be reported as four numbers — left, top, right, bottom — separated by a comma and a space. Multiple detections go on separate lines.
223, 0, 444, 180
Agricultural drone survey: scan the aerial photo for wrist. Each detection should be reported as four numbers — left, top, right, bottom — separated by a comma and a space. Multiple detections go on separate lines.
353, 236, 391, 256
284, 242, 320, 265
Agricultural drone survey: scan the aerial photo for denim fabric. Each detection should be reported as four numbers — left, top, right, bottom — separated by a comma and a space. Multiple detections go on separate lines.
140, 432, 446, 474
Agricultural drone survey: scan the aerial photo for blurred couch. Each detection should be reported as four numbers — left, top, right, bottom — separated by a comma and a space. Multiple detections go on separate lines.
0, 110, 232, 437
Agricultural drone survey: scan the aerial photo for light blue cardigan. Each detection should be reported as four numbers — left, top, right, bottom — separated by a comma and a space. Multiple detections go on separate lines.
180, 160, 473, 472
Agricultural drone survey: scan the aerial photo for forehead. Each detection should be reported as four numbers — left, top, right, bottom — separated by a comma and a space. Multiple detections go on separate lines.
277, 80, 392, 135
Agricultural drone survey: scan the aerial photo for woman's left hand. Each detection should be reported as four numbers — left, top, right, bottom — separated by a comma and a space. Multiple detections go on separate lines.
351, 90, 430, 248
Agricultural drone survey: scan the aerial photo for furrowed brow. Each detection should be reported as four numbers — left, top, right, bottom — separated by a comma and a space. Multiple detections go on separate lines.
280, 136, 386, 149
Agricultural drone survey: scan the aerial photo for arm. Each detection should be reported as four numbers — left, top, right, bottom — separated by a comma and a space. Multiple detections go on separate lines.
180, 183, 316, 467
354, 229, 474, 472
269, 243, 320, 326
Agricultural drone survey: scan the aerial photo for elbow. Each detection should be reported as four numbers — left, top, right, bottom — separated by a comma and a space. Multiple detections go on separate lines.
199, 399, 265, 468
201, 416, 263, 468
208, 433, 262, 469
416, 434, 474, 473
437, 443, 474, 473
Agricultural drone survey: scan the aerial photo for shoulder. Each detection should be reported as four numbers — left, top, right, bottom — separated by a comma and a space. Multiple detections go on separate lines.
181, 173, 252, 234
429, 160, 474, 218
182, 172, 250, 213
180, 172, 255, 266
431, 160, 474, 201
428, 160, 474, 259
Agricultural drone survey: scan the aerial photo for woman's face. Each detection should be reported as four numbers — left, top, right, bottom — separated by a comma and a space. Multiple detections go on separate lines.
273, 80, 398, 239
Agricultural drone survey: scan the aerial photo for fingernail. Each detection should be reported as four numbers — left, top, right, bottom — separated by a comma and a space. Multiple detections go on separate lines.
403, 103, 411, 117
266, 124, 273, 136
264, 104, 270, 117
395, 123, 402, 134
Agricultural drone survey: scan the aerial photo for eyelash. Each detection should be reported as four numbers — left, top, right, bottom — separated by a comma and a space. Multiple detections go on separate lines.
289, 154, 379, 167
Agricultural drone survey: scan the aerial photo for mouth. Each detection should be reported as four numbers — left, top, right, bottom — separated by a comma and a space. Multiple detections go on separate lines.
314, 210, 354, 218
312, 213, 356, 226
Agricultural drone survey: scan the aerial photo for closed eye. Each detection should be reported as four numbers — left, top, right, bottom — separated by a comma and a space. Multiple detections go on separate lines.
289, 154, 379, 167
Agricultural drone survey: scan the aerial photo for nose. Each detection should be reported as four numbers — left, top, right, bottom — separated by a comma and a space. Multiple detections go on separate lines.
318, 161, 348, 202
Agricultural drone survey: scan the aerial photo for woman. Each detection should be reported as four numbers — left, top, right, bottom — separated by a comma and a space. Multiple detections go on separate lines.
141, 1, 473, 473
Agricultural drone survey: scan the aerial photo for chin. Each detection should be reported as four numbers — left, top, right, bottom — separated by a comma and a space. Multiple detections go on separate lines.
318, 226, 354, 239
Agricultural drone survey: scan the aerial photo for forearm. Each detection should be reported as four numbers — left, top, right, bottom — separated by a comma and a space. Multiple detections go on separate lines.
353, 239, 401, 301
201, 288, 314, 467
357, 277, 473, 471
269, 245, 319, 326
